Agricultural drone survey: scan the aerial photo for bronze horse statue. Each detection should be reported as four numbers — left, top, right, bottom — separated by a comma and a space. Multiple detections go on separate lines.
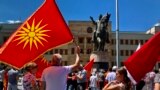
90, 13, 111, 51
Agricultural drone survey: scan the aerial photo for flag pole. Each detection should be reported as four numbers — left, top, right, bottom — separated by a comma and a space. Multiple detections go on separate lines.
116, 0, 119, 67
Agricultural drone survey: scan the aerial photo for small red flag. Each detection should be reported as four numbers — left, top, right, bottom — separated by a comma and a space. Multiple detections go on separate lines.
34, 56, 51, 79
0, 0, 73, 69
84, 59, 94, 72
124, 32, 160, 83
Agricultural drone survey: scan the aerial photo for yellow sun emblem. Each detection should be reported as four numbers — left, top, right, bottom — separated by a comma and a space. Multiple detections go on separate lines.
13, 19, 50, 50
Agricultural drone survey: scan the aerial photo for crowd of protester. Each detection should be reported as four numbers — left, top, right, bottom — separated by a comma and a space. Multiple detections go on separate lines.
0, 46, 160, 90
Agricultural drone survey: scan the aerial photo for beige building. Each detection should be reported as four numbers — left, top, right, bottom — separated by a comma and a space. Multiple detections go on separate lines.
0, 21, 159, 69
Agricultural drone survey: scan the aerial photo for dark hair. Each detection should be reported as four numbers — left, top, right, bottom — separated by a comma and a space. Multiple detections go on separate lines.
117, 67, 131, 90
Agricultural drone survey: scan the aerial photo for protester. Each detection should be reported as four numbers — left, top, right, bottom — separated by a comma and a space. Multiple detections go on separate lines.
98, 69, 105, 90
23, 62, 38, 90
41, 46, 80, 90
66, 72, 72, 90
105, 66, 117, 83
103, 67, 131, 90
0, 65, 5, 90
70, 71, 78, 90
77, 66, 87, 90
7, 67, 19, 90
89, 72, 99, 90
143, 70, 156, 90
154, 69, 160, 90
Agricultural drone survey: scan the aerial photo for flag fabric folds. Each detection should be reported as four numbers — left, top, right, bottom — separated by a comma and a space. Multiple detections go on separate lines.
0, 0, 73, 69
34, 56, 51, 79
124, 32, 160, 83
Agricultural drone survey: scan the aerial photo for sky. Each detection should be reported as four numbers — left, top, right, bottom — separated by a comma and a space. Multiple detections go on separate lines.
0, 0, 160, 31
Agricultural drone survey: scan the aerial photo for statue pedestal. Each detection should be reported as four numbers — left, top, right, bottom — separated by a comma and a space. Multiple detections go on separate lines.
90, 51, 109, 71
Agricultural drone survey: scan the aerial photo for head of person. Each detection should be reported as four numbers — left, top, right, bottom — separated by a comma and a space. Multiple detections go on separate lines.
116, 67, 131, 89
50, 53, 62, 66
24, 62, 38, 74
116, 67, 130, 83
112, 66, 117, 72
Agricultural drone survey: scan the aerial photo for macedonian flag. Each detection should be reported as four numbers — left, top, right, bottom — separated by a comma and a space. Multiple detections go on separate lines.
0, 0, 73, 69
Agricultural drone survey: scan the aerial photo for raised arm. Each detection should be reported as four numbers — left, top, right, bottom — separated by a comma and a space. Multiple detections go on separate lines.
90, 16, 97, 25
70, 46, 80, 71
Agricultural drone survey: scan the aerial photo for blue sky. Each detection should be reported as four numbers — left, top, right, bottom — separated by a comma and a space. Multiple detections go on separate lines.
0, 0, 160, 31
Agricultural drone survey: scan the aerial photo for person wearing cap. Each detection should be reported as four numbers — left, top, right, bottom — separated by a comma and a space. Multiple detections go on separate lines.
105, 66, 117, 83
41, 46, 80, 90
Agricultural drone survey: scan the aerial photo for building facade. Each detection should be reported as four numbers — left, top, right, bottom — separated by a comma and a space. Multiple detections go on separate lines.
0, 21, 159, 69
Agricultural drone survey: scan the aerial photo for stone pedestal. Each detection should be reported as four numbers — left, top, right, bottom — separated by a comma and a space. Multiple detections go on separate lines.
90, 51, 110, 71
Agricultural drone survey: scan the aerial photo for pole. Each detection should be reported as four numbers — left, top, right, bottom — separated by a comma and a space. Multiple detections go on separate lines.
116, 0, 119, 67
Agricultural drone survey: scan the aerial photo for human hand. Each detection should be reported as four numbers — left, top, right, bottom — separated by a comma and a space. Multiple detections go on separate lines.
76, 46, 80, 54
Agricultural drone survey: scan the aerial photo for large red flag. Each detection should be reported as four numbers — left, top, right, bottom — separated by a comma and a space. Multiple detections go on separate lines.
34, 56, 51, 79
124, 32, 160, 83
0, 0, 73, 69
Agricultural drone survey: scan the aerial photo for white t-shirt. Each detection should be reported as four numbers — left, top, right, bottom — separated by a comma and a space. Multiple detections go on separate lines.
89, 75, 98, 87
41, 66, 71, 90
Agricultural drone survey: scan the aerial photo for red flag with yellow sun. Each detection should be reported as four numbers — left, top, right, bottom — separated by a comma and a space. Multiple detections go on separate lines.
0, 0, 73, 69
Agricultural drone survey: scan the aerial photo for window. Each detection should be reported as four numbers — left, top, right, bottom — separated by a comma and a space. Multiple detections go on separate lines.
87, 37, 92, 43
140, 40, 143, 44
60, 49, 63, 54
130, 40, 134, 45
111, 50, 115, 56
65, 49, 68, 55
87, 49, 92, 54
3, 36, 9, 43
55, 49, 58, 53
125, 50, 129, 56
125, 40, 128, 44
120, 50, 124, 56
120, 39, 124, 45
49, 50, 53, 54
80, 49, 84, 54
87, 27, 93, 33
130, 50, 134, 55
111, 39, 115, 44
135, 40, 139, 45
78, 37, 84, 43
71, 48, 74, 54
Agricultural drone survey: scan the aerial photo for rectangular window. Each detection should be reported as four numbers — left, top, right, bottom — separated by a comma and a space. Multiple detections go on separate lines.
130, 40, 134, 45
87, 49, 92, 54
65, 49, 68, 55
87, 37, 92, 44
78, 37, 84, 43
135, 40, 139, 45
130, 50, 134, 55
3, 36, 9, 43
60, 49, 63, 54
49, 50, 53, 54
80, 49, 84, 54
140, 40, 143, 44
55, 49, 58, 53
126, 50, 129, 56
120, 39, 124, 45
125, 40, 128, 45
71, 48, 74, 54
120, 50, 124, 56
